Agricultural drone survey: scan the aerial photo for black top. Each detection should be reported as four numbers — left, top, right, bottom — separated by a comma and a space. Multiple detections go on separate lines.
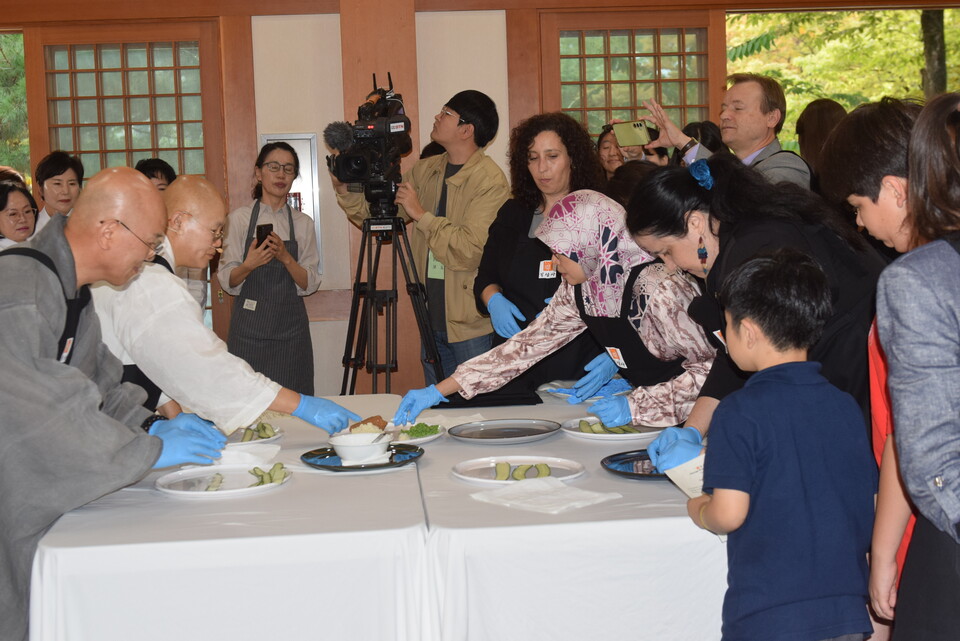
692, 218, 886, 420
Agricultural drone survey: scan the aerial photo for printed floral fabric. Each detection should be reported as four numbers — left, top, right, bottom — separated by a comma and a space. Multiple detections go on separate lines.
453, 262, 716, 426
535, 190, 652, 318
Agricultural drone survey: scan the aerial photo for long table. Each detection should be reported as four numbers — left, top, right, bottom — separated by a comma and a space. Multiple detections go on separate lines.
31, 393, 726, 640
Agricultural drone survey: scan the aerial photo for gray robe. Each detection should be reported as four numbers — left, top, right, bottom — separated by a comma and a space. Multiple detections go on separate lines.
0, 216, 159, 641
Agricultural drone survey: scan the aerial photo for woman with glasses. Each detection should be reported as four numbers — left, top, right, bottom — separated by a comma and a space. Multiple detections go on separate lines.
0, 182, 38, 250
218, 142, 321, 395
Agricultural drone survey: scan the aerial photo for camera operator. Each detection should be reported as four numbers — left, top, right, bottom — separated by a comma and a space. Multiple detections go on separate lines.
333, 90, 510, 384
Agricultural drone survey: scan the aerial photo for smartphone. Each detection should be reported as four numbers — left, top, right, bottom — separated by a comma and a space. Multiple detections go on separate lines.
255, 223, 273, 247
612, 121, 652, 147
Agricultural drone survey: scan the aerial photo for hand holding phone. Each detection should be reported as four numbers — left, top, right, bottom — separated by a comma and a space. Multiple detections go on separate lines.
612, 121, 652, 147
255, 224, 273, 248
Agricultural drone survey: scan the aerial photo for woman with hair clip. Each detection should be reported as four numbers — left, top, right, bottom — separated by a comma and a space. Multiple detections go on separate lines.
473, 112, 605, 403
628, 154, 885, 471
218, 142, 321, 395
392, 189, 715, 430
876, 92, 960, 641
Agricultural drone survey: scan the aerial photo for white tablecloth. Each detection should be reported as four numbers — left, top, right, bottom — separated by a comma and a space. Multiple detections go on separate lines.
31, 393, 726, 641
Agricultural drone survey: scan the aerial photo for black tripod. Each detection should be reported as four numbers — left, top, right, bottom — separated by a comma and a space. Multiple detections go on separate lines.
340, 207, 443, 394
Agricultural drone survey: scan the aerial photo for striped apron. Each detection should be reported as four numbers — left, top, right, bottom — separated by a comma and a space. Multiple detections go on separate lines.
226, 201, 314, 395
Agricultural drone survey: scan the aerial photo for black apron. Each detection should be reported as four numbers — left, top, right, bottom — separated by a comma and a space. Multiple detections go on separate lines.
120, 254, 175, 410
1, 247, 89, 365
227, 201, 314, 395
574, 263, 685, 388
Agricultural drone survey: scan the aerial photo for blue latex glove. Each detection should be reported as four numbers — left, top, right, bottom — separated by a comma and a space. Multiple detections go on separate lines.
487, 292, 525, 339
536, 297, 553, 318
293, 395, 362, 435
392, 385, 449, 425
150, 413, 226, 468
647, 426, 703, 472
588, 395, 631, 426
570, 353, 619, 403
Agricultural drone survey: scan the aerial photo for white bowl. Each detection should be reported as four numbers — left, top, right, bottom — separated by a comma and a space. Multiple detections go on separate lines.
328, 432, 392, 465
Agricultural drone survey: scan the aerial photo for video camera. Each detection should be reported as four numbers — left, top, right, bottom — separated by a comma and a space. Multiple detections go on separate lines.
326, 73, 413, 217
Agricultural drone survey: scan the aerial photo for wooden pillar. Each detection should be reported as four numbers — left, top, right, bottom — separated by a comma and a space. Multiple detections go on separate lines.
339, 0, 424, 395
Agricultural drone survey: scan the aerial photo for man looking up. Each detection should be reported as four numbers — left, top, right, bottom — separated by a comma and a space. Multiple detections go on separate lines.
643, 73, 811, 188
334, 90, 510, 384
0, 167, 225, 641
91, 175, 361, 434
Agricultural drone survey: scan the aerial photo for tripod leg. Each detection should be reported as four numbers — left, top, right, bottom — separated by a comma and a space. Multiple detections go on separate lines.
340, 223, 371, 395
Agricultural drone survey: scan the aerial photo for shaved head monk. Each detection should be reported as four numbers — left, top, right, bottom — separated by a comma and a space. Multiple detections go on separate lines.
0, 167, 225, 641
91, 174, 360, 435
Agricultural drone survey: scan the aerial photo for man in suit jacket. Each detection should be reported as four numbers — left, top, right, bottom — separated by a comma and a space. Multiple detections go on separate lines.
643, 73, 811, 189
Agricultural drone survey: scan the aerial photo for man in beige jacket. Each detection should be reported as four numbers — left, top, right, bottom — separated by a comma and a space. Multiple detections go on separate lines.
335, 89, 510, 384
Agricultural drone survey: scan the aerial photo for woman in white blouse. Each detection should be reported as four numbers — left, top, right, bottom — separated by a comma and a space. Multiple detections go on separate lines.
218, 142, 321, 395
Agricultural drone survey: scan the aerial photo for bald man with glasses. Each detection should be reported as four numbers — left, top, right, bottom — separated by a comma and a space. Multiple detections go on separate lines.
91, 175, 360, 435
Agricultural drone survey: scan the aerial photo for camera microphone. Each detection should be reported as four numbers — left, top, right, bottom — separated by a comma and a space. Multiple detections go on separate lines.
323, 121, 354, 153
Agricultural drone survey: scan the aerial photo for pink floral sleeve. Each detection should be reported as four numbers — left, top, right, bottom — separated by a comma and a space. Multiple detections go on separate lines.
453, 281, 587, 398
628, 268, 716, 427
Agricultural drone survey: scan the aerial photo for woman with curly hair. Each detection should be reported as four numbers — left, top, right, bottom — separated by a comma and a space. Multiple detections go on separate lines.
472, 112, 606, 399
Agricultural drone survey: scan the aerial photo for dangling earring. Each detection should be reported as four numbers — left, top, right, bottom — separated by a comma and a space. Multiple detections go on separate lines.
697, 236, 709, 275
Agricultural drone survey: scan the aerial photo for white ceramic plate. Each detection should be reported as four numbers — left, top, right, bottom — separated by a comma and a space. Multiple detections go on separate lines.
452, 455, 585, 486
155, 464, 291, 499
227, 424, 283, 445
384, 422, 446, 446
560, 417, 663, 446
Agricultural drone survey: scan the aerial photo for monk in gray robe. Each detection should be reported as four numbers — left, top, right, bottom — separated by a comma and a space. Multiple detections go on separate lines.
0, 167, 225, 641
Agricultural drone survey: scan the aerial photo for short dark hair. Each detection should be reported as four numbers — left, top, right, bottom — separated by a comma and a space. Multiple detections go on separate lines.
603, 160, 659, 206
795, 99, 847, 176
720, 248, 833, 351
907, 92, 960, 244
445, 90, 499, 148
507, 112, 604, 211
819, 98, 922, 208
0, 182, 38, 240
35, 151, 84, 187
0, 166, 26, 189
135, 158, 177, 184
252, 141, 299, 200
728, 73, 787, 134
672, 121, 728, 165
597, 124, 616, 151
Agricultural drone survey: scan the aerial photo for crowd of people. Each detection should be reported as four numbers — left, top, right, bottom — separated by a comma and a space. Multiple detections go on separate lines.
1, 73, 959, 641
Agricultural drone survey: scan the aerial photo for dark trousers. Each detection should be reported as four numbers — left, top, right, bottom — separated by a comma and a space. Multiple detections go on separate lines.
892, 513, 960, 640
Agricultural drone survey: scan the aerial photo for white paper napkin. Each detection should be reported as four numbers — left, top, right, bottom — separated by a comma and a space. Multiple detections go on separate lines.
218, 443, 281, 466
470, 477, 621, 514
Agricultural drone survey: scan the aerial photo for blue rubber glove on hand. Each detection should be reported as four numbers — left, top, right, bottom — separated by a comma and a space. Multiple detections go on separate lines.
570, 353, 619, 403
536, 297, 553, 318
293, 395, 362, 435
487, 292, 526, 339
588, 395, 632, 427
150, 413, 226, 468
392, 385, 448, 425
647, 426, 703, 472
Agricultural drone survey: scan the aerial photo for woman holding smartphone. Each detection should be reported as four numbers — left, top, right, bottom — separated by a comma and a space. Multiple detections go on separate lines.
218, 142, 321, 395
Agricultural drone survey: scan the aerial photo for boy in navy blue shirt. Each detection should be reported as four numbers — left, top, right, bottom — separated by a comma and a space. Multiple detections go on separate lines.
687, 249, 877, 641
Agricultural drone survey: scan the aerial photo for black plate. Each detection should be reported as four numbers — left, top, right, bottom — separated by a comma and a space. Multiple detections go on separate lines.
601, 449, 668, 480
300, 443, 423, 472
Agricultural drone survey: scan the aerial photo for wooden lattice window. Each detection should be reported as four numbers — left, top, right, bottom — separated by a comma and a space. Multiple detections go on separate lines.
44, 41, 204, 179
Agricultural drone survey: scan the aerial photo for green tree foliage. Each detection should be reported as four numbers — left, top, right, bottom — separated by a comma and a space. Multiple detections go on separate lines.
726, 10, 960, 150
0, 34, 28, 178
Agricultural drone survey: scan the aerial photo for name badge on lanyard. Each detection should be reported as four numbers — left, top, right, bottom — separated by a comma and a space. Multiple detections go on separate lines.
712, 329, 726, 349
59, 337, 75, 363
605, 346, 627, 369
538, 259, 557, 279
427, 250, 445, 280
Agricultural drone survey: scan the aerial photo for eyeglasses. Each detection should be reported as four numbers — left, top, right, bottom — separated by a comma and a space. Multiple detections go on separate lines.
441, 107, 468, 126
178, 211, 225, 244
261, 161, 297, 175
2, 207, 37, 221
109, 218, 164, 255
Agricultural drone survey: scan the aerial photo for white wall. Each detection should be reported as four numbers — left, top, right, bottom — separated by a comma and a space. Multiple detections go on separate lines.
415, 11, 510, 174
